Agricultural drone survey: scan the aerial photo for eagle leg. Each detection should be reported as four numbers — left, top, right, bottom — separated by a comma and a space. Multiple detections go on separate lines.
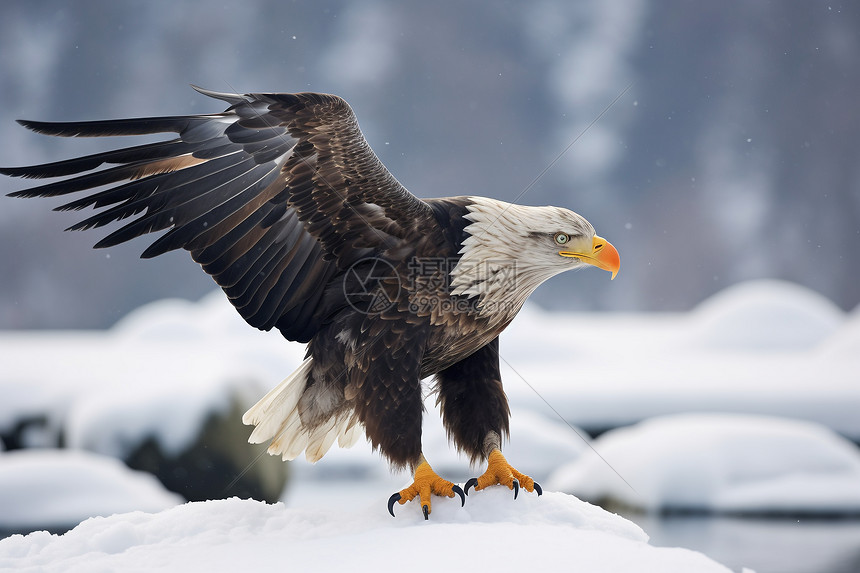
387, 455, 465, 519
464, 447, 542, 499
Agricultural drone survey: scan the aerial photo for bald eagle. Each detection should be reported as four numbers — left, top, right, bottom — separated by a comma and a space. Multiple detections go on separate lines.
2, 87, 619, 519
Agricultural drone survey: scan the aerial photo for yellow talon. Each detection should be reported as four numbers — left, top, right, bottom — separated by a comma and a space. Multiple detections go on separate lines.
465, 449, 542, 498
387, 458, 465, 519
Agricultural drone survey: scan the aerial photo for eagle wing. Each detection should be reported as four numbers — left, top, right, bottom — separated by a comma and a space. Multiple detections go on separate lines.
2, 87, 436, 342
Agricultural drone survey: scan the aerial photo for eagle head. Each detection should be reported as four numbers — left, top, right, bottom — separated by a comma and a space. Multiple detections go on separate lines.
451, 197, 620, 313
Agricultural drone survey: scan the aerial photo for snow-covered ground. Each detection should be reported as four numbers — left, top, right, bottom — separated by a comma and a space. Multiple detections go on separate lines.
0, 492, 736, 573
501, 280, 860, 439
548, 413, 860, 515
1, 279, 858, 456
0, 449, 181, 533
1, 279, 859, 572
0, 291, 304, 456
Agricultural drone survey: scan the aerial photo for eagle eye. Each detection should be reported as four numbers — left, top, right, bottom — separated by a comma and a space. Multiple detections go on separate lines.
554, 232, 570, 245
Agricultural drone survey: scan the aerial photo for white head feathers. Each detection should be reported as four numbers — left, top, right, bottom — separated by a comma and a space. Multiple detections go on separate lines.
449, 196, 596, 317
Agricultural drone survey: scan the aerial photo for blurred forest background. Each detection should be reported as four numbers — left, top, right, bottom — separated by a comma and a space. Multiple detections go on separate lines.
1, 0, 858, 329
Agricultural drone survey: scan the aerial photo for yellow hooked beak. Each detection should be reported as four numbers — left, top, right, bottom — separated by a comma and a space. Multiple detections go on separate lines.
559, 235, 620, 280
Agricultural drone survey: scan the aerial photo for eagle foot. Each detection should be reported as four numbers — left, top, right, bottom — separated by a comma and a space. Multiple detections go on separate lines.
464, 449, 542, 499
387, 459, 465, 519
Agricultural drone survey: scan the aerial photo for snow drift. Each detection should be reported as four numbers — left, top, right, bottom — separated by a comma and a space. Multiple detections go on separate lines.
0, 450, 181, 532
549, 413, 860, 515
0, 492, 734, 573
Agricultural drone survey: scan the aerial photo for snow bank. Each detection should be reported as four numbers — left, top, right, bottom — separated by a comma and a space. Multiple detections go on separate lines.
0, 292, 302, 457
0, 450, 182, 531
685, 279, 843, 351
1, 279, 858, 534
0, 493, 734, 573
548, 414, 860, 515
500, 280, 860, 438
2, 278, 858, 459
817, 305, 860, 359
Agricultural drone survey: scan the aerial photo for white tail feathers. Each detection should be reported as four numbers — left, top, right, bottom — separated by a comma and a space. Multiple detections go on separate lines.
242, 358, 362, 462
243, 358, 312, 443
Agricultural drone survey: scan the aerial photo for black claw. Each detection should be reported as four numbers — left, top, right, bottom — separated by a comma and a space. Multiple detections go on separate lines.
422, 504, 429, 520
452, 484, 465, 507
387, 492, 401, 517
534, 482, 543, 496
464, 477, 479, 496
512, 479, 520, 500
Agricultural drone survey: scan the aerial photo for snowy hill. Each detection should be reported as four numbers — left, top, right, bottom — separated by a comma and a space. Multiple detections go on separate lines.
0, 492, 735, 573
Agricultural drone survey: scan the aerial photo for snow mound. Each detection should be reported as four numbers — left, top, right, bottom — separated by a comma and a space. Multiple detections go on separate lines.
548, 414, 860, 515
0, 493, 733, 573
113, 291, 257, 341
817, 306, 860, 358
0, 449, 182, 531
63, 373, 247, 459
0, 291, 301, 457
688, 280, 843, 351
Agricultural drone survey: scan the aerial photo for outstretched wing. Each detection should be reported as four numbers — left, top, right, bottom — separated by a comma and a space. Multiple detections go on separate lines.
2, 87, 435, 342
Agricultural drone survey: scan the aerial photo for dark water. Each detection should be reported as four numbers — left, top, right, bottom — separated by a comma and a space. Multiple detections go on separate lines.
624, 512, 860, 573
